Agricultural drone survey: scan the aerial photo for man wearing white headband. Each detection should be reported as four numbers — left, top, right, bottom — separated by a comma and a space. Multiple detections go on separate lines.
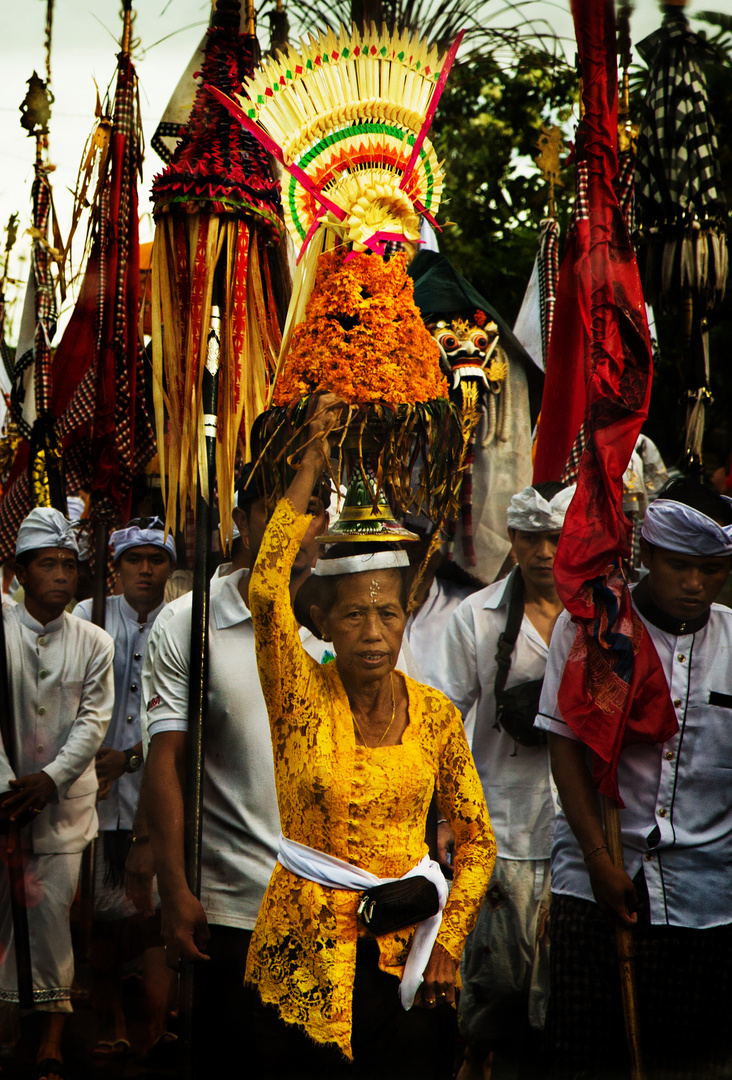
536, 476, 732, 1078
426, 482, 571, 1078
136, 470, 335, 1077
0, 507, 114, 1079
74, 516, 175, 1058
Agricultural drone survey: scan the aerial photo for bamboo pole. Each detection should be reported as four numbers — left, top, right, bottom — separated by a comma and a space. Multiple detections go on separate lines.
603, 796, 645, 1080
80, 0, 134, 956
178, 261, 222, 1076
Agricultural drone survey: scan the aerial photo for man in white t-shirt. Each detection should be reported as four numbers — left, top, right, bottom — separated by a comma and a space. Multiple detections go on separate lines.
426, 484, 571, 1078
135, 469, 331, 1076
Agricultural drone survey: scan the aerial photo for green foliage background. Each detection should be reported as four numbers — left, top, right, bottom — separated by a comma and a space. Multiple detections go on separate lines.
430, 12, 732, 471
432, 49, 575, 322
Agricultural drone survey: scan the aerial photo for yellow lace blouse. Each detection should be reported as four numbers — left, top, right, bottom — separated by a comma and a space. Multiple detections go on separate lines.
247, 498, 496, 1059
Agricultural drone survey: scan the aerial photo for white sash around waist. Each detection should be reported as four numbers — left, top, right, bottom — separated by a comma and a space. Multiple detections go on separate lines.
277, 833, 448, 1010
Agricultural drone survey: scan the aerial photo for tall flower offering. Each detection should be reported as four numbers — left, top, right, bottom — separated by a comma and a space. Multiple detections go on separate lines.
210, 24, 469, 537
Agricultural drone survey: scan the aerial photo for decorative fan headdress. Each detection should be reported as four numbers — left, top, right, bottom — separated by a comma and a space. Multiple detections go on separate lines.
207, 24, 461, 256
209, 24, 470, 553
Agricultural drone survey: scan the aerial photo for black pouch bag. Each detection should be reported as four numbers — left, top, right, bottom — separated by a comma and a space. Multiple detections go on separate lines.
494, 570, 547, 748
357, 876, 440, 936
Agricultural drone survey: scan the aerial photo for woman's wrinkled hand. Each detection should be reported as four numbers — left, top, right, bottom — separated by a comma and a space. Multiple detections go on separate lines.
413, 941, 458, 1009
305, 393, 348, 458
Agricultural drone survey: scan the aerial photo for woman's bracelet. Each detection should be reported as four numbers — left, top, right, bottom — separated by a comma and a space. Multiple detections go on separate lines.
436, 818, 448, 826
583, 844, 608, 864
130, 834, 150, 845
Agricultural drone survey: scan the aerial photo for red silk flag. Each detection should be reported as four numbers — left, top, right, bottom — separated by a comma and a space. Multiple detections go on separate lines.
554, 0, 677, 804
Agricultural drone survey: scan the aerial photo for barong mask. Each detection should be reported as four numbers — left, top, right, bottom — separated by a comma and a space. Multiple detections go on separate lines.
506, 486, 576, 533
430, 312, 507, 397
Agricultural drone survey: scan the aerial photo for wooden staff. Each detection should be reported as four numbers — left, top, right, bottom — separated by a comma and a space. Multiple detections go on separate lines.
178, 268, 222, 1072
0, 606, 35, 1009
77, 519, 110, 950
603, 795, 645, 1080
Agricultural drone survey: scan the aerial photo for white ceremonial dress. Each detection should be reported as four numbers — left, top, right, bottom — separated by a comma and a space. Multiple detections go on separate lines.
0, 603, 113, 1009
406, 578, 474, 683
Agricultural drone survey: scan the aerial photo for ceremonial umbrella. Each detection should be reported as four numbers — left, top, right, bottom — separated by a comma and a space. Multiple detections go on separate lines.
148, 0, 287, 1059
635, 4, 727, 313
2, 71, 64, 532
634, 2, 728, 468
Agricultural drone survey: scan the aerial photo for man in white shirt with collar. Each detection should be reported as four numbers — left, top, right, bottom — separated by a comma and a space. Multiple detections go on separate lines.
0, 508, 114, 1080
137, 468, 332, 1077
536, 477, 732, 1079
426, 483, 570, 1079
74, 516, 175, 1058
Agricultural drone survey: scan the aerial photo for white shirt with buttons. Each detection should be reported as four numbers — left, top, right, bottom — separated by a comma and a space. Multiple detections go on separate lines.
0, 601, 114, 854
74, 594, 165, 831
536, 593, 732, 928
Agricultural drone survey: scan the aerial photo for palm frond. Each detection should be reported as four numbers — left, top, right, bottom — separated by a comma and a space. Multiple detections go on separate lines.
255, 0, 572, 67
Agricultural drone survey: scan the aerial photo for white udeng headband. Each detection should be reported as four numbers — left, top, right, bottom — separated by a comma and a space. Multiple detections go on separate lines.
506, 485, 575, 532
313, 550, 410, 577
16, 507, 79, 557
641, 499, 732, 557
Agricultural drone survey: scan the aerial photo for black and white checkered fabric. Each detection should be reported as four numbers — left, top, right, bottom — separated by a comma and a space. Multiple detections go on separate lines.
634, 8, 728, 311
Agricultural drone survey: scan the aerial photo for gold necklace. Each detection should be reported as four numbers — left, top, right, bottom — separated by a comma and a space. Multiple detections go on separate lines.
352, 674, 395, 748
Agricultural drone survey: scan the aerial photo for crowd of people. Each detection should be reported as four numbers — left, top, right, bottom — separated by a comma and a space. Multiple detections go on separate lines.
0, 408, 731, 1080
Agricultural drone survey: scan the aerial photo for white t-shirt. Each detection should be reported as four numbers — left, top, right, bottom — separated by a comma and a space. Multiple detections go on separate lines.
425, 569, 555, 860
144, 570, 329, 929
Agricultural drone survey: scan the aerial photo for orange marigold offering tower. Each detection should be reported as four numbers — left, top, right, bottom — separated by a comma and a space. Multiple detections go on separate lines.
209, 23, 470, 538
274, 251, 446, 408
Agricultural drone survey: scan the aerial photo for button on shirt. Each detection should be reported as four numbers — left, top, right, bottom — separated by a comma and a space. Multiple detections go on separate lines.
424, 570, 555, 860
75, 595, 165, 831
536, 596, 732, 928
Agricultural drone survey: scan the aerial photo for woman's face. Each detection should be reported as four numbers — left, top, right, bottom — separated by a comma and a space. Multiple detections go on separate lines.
313, 570, 407, 684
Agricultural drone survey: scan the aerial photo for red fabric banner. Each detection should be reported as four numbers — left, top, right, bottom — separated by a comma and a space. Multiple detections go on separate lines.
554, 0, 678, 804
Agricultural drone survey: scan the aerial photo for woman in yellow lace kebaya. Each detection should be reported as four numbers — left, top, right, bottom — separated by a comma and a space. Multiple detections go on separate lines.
246, 403, 496, 1080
